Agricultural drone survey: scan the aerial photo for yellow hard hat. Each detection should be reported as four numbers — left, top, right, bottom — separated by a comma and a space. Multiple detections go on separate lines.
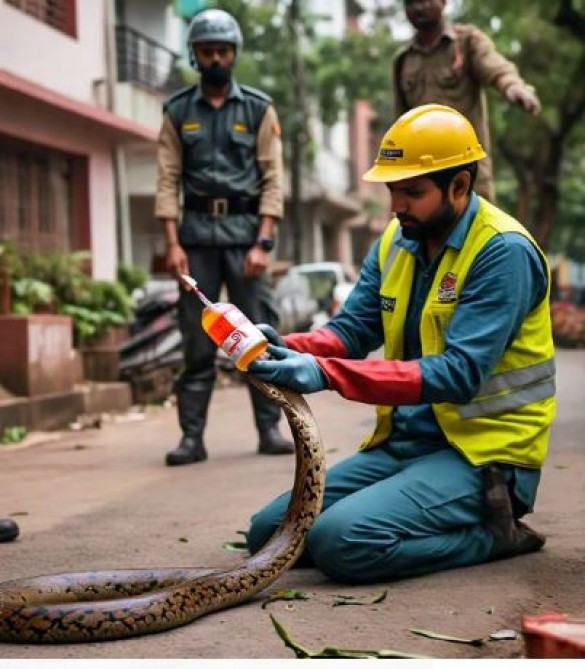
363, 104, 487, 183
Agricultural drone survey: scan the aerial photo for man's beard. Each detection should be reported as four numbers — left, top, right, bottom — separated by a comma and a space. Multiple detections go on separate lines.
398, 199, 457, 242
199, 62, 232, 87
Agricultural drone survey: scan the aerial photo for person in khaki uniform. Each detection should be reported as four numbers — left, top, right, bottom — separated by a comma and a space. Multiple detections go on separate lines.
394, 0, 541, 201
155, 9, 293, 466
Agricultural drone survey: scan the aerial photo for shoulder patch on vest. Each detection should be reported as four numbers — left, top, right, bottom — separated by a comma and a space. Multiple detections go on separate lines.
240, 84, 272, 103
163, 85, 197, 112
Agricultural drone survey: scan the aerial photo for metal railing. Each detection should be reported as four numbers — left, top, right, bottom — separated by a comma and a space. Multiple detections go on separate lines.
115, 25, 182, 95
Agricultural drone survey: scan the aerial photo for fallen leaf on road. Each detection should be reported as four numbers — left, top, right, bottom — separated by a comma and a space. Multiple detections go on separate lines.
332, 590, 388, 607
178, 537, 189, 543
222, 541, 248, 552
410, 628, 484, 646
269, 615, 432, 659
262, 589, 311, 609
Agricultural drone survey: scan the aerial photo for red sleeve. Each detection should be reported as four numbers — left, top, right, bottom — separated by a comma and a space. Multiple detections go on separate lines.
316, 357, 422, 406
283, 327, 349, 358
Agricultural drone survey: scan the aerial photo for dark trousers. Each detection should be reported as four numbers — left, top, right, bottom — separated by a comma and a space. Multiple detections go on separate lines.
176, 246, 281, 432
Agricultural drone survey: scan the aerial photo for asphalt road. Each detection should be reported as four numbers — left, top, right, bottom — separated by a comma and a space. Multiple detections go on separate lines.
0, 349, 583, 659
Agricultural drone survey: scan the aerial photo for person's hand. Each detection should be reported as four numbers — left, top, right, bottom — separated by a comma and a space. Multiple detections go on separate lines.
248, 345, 327, 394
166, 243, 189, 279
257, 323, 286, 347
244, 246, 269, 278
505, 84, 541, 116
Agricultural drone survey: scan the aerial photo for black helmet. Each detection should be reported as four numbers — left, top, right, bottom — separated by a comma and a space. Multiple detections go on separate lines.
187, 9, 243, 57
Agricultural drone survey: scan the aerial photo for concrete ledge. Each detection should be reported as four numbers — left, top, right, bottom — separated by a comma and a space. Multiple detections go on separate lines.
76, 382, 133, 415
0, 382, 133, 432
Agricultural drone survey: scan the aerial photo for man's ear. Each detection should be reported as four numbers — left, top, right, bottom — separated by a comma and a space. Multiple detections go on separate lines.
451, 171, 472, 200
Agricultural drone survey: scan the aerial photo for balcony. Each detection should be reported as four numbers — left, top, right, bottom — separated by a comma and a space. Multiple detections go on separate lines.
116, 25, 182, 95
115, 25, 183, 130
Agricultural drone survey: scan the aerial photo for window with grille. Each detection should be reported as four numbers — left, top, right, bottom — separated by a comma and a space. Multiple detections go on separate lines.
0, 136, 74, 255
5, 0, 77, 38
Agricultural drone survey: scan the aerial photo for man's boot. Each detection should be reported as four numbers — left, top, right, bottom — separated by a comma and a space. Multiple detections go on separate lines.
165, 388, 212, 466
0, 518, 19, 543
483, 465, 546, 561
258, 425, 295, 455
246, 379, 294, 455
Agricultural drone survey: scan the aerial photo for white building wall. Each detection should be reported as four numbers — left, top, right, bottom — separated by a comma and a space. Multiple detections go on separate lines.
308, 0, 351, 195
123, 0, 184, 51
0, 1, 109, 105
313, 115, 351, 193
89, 152, 118, 280
310, 0, 345, 37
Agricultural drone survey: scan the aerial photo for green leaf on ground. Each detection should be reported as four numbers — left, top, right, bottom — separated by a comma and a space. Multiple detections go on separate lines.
270, 615, 433, 659
262, 589, 311, 609
269, 614, 312, 658
332, 589, 388, 606
222, 541, 249, 552
410, 628, 484, 646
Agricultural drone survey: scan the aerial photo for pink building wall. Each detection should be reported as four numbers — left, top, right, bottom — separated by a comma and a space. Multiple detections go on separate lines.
0, 1, 109, 105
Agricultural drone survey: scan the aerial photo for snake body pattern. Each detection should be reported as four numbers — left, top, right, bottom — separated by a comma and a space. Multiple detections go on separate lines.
0, 377, 325, 644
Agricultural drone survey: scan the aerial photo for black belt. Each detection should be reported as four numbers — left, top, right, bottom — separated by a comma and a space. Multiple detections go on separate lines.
184, 194, 260, 217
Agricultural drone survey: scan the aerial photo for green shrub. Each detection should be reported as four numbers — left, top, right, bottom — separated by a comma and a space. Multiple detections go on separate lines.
1, 246, 142, 344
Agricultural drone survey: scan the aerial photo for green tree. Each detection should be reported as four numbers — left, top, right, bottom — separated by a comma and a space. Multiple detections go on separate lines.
208, 1, 400, 148
457, 0, 585, 251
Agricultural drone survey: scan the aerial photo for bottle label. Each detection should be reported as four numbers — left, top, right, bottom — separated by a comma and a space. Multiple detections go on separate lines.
219, 320, 266, 364
206, 305, 247, 343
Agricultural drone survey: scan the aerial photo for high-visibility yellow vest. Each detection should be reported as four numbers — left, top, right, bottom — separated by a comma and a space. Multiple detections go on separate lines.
360, 198, 556, 468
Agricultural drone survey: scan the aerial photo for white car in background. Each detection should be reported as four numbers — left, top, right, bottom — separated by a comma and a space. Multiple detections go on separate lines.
284, 262, 357, 330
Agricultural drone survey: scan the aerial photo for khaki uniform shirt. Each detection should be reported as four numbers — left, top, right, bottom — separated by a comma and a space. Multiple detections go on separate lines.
393, 23, 535, 201
155, 88, 283, 223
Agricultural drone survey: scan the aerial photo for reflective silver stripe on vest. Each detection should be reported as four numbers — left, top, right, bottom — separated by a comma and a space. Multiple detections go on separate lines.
458, 377, 556, 419
381, 238, 400, 283
476, 359, 556, 398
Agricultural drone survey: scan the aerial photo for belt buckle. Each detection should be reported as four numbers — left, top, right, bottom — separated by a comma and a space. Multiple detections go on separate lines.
210, 198, 228, 217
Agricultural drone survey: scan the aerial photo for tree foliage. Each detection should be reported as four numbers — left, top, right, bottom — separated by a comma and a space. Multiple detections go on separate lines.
208, 0, 400, 152
203, 0, 584, 252
456, 0, 585, 251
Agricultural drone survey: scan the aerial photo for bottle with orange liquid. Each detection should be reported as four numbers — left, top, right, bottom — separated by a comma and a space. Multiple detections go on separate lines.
181, 274, 268, 371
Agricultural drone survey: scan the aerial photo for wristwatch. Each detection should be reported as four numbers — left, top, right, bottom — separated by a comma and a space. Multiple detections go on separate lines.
256, 237, 275, 252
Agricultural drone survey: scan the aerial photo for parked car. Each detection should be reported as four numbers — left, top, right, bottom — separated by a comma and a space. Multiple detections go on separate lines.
273, 271, 318, 334
287, 262, 357, 311
278, 262, 356, 331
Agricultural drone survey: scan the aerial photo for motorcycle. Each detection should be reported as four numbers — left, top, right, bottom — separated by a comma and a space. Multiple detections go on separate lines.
118, 282, 183, 405
118, 271, 320, 404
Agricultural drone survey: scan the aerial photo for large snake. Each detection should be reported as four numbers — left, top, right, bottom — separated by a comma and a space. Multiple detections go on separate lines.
0, 377, 325, 644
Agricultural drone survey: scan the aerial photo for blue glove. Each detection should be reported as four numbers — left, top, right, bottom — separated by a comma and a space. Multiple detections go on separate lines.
256, 323, 286, 348
248, 344, 328, 394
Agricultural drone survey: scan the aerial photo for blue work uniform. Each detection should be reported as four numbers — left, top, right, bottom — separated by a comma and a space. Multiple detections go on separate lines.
248, 193, 547, 583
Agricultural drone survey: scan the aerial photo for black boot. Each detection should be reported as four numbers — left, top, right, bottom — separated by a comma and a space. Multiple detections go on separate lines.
0, 518, 19, 543
483, 465, 546, 560
258, 425, 295, 455
166, 436, 208, 466
165, 387, 212, 466
246, 378, 294, 455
